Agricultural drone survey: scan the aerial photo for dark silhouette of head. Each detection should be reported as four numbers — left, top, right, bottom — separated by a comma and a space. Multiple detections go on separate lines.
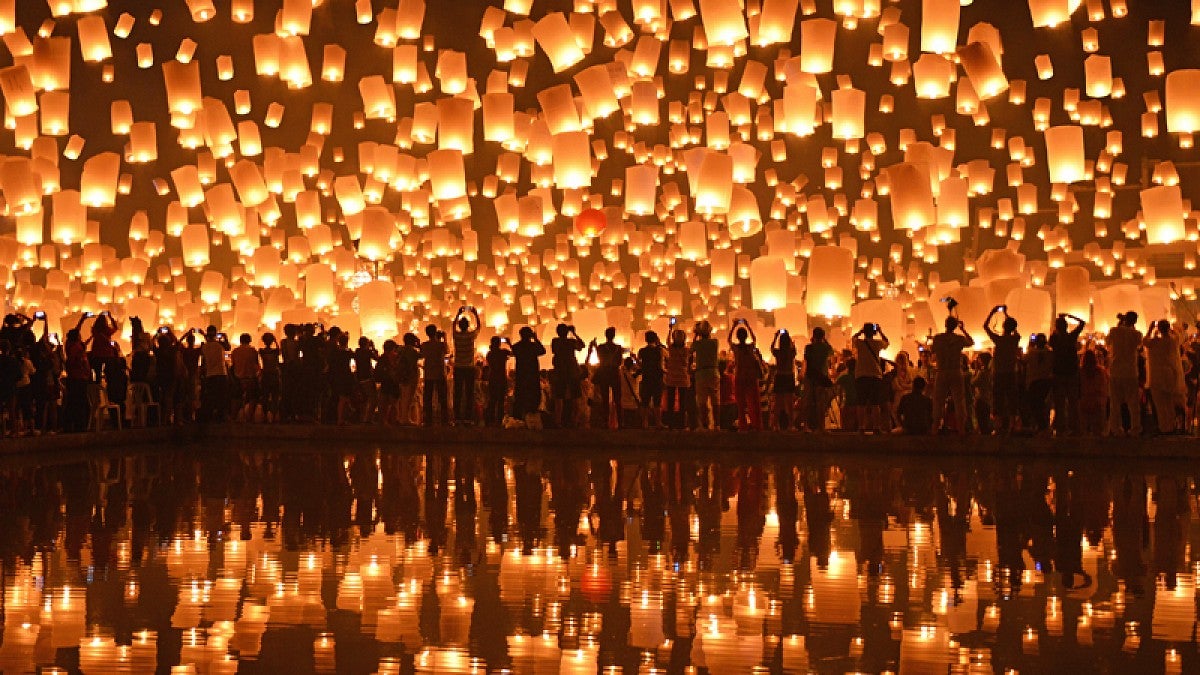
457, 316, 470, 332
519, 326, 535, 340
490, 336, 501, 349
1054, 316, 1068, 333
425, 324, 438, 339
604, 327, 616, 341
943, 317, 957, 332
644, 330, 659, 345
912, 376, 927, 393
735, 326, 748, 343
239, 333, 252, 345
1002, 316, 1018, 333
556, 323, 569, 338
812, 327, 825, 342
1158, 319, 1171, 334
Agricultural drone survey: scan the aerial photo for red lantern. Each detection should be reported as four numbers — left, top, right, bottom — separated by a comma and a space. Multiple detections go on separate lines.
580, 564, 613, 603
574, 208, 607, 237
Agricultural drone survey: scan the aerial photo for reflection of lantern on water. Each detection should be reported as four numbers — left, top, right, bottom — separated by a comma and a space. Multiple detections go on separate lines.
899, 625, 953, 675
629, 590, 665, 647
781, 635, 808, 674
0, 622, 38, 674
509, 632, 561, 673
415, 648, 478, 674
693, 615, 763, 673
807, 549, 860, 626
313, 633, 336, 674
1152, 574, 1196, 642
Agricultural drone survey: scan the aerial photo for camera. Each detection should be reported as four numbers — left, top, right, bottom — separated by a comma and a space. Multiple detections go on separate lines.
159, 327, 169, 334
34, 311, 45, 319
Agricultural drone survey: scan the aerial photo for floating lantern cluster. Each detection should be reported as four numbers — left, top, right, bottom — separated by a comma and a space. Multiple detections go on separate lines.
0, 1, 1193, 352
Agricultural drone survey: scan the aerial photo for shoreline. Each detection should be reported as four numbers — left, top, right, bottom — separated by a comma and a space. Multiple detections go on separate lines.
1, 423, 1198, 461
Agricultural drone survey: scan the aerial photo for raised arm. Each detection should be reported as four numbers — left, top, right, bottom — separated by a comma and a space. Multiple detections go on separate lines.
1068, 314, 1086, 337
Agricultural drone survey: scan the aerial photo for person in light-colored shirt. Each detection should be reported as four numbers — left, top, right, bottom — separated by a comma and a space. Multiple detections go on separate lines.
1106, 311, 1143, 436
1144, 319, 1186, 434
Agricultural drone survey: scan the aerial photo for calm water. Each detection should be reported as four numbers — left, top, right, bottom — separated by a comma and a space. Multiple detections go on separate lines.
0, 446, 1196, 674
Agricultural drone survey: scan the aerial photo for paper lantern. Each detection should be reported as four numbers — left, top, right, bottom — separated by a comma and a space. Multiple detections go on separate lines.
1054, 266, 1091, 320
162, 60, 201, 115
850, 299, 904, 358
1084, 55, 1112, 98
957, 41, 1008, 99
625, 164, 657, 215
574, 65, 620, 120
427, 149, 466, 201
831, 88, 865, 139
800, 19, 836, 73
1028, 0, 1076, 28
552, 131, 591, 189
694, 152, 734, 215
357, 280, 397, 342
575, 208, 607, 237
305, 263, 335, 309
806, 246, 854, 317
921, 0, 960, 54
51, 190, 85, 245
699, 0, 748, 45
1141, 185, 1185, 244
750, 256, 788, 311
913, 54, 953, 99
1044, 125, 1085, 183
757, 0, 799, 44
888, 163, 935, 230
359, 75, 395, 120
1004, 287, 1053, 336
532, 13, 585, 72
0, 65, 37, 117
181, 222, 210, 268
1165, 69, 1200, 133
1093, 284, 1142, 333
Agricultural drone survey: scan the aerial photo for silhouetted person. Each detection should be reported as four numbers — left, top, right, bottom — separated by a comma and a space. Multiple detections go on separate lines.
984, 305, 1021, 434
511, 326, 545, 422
930, 316, 973, 434
451, 306, 481, 425
591, 327, 623, 429
420, 324, 449, 426
897, 376, 933, 435
1107, 312, 1143, 437
551, 324, 584, 428
484, 336, 511, 426
1048, 313, 1086, 435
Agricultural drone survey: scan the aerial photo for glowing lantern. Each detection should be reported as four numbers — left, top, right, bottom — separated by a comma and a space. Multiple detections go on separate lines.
575, 208, 607, 238
831, 88, 865, 139
358, 280, 398, 342
532, 13, 584, 73
625, 164, 657, 215
359, 75, 395, 120
1028, 0, 1076, 28
483, 92, 515, 142
757, 0, 799, 45
888, 163, 935, 230
162, 60, 201, 115
806, 246, 854, 317
181, 222, 210, 269
81, 153, 119, 208
0, 65, 37, 116
694, 152, 734, 215
957, 41, 1008, 99
1141, 185, 1185, 244
1084, 55, 1112, 98
305, 264, 335, 309
128, 122, 156, 163
575, 65, 620, 120
1055, 266, 1091, 320
552, 131, 591, 189
921, 0, 960, 54
699, 0, 748, 45
750, 256, 789, 311
1165, 70, 1200, 133
1004, 287, 1053, 336
1044, 125, 1085, 183
913, 54, 953, 99
1, 158, 41, 215
427, 149, 466, 201
800, 19, 836, 73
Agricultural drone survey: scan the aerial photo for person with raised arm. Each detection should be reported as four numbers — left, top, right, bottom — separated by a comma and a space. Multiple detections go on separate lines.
551, 323, 585, 428
1143, 319, 1187, 434
728, 319, 765, 431
451, 306, 481, 425
984, 305, 1022, 434
852, 322, 891, 434
1048, 312, 1087, 436
929, 316, 974, 434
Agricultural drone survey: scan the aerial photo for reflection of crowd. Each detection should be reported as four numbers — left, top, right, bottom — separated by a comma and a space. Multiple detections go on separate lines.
1, 305, 1198, 438
0, 451, 1194, 672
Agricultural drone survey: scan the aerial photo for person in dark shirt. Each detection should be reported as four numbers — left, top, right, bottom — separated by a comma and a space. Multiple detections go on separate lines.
353, 337, 378, 423
637, 331, 665, 429
591, 327, 623, 429
397, 333, 422, 426
984, 305, 1021, 434
897, 376, 934, 435
484, 336, 512, 426
550, 324, 584, 427
511, 326, 546, 422
1048, 313, 1086, 435
420, 324, 449, 426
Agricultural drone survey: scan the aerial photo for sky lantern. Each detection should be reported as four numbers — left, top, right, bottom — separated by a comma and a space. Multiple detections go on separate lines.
1028, 0, 1079, 28
757, 0, 799, 45
427, 149, 466, 201
921, 0, 960, 54
1054, 265, 1091, 319
0, 65, 36, 117
806, 245, 855, 317
800, 19, 837, 74
80, 152, 119, 208
750, 256, 788, 311
957, 41, 1008, 99
831, 88, 865, 139
1165, 69, 1200, 133
887, 163, 935, 230
1141, 185, 1185, 244
181, 222, 210, 269
1044, 125, 1085, 183
357, 280, 398, 342
699, 0, 749, 45
913, 54, 953, 99
532, 13, 585, 73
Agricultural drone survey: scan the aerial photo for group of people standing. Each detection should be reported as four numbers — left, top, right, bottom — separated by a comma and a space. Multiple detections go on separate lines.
0, 305, 1196, 438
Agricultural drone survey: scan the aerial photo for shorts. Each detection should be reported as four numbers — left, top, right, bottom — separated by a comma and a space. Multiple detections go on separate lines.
855, 376, 886, 406
640, 379, 664, 407
238, 377, 258, 401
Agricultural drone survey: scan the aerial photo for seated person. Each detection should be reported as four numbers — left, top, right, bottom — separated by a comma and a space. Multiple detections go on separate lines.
896, 376, 933, 435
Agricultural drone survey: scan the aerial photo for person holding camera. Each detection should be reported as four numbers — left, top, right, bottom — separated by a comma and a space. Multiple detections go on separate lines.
930, 315, 974, 434
728, 319, 765, 431
551, 323, 585, 428
771, 328, 798, 430
1048, 312, 1087, 435
1144, 319, 1186, 434
451, 306, 481, 425
420, 324, 450, 426
984, 305, 1021, 434
852, 322, 891, 434
1107, 312, 1143, 436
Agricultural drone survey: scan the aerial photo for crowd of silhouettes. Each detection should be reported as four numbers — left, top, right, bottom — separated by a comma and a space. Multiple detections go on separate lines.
0, 304, 1198, 437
